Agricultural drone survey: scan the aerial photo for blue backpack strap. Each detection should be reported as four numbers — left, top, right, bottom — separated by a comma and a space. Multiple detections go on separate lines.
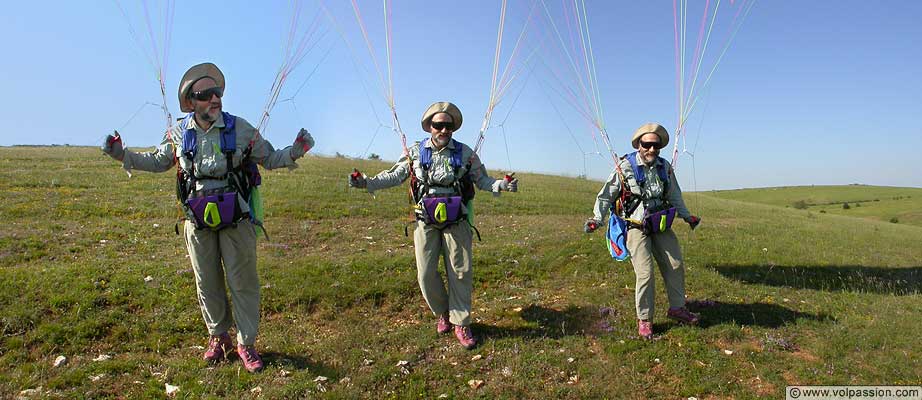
625, 152, 671, 188
220, 112, 236, 154
182, 112, 237, 160
181, 113, 197, 160
449, 139, 463, 170
419, 140, 432, 169
655, 157, 669, 184
624, 151, 645, 186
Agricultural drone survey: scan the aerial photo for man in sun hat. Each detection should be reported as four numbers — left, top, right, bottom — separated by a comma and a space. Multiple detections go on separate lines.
347, 101, 518, 350
584, 122, 701, 340
102, 62, 315, 372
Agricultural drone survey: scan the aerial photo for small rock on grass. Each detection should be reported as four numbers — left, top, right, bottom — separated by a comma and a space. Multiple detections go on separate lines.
19, 387, 43, 398
53, 356, 67, 367
468, 379, 484, 389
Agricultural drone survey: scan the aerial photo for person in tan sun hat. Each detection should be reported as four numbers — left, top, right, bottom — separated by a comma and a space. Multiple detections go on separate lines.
347, 101, 519, 350
102, 62, 316, 372
583, 122, 701, 340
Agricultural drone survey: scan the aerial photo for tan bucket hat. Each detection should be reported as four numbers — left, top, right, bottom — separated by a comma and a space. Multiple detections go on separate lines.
631, 123, 669, 149
421, 102, 463, 132
177, 63, 226, 113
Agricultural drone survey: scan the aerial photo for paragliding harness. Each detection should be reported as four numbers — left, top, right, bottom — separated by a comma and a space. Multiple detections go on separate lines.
174, 112, 267, 238
606, 152, 676, 260
405, 139, 481, 240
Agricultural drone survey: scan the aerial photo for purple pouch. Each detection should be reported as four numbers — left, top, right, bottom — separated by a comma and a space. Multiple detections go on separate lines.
422, 196, 463, 224
643, 207, 677, 234
187, 192, 239, 230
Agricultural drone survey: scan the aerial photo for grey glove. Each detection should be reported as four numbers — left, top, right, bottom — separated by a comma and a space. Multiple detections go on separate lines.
102, 131, 125, 161
685, 215, 701, 230
584, 218, 601, 233
290, 128, 314, 160
349, 168, 367, 189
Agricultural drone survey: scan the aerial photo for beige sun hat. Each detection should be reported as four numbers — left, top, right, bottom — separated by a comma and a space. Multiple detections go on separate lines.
631, 123, 669, 149
177, 63, 226, 113
421, 102, 463, 132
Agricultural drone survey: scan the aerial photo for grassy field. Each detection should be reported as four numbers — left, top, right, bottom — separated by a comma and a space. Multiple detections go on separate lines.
709, 185, 922, 227
1, 146, 920, 399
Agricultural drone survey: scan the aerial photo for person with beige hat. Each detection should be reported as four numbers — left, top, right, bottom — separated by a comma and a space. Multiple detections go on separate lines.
102, 62, 315, 372
347, 101, 518, 349
584, 123, 701, 340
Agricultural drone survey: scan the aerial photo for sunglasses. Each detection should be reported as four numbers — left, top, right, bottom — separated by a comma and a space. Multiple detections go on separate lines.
431, 121, 453, 131
190, 87, 223, 101
639, 141, 661, 149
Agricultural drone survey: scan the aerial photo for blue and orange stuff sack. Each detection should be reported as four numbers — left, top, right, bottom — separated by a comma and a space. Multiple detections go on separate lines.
606, 211, 630, 261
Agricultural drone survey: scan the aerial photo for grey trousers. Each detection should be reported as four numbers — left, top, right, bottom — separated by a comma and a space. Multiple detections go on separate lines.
184, 220, 260, 346
626, 228, 686, 321
413, 220, 474, 327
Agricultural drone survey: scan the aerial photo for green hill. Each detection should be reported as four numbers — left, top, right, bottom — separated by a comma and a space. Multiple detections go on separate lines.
1, 147, 919, 398
708, 185, 922, 227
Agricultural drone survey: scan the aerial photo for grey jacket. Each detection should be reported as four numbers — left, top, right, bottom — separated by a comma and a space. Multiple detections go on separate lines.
592, 153, 691, 223
121, 114, 297, 193
366, 139, 499, 196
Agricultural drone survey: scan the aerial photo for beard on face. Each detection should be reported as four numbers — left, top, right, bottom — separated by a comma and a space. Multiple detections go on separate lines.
200, 105, 220, 122
641, 150, 658, 164
201, 112, 217, 122
433, 134, 451, 148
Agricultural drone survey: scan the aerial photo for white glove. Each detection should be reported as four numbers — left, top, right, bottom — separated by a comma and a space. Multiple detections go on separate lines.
492, 172, 518, 193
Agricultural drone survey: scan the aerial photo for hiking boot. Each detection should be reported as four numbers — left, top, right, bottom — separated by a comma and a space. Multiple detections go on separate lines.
638, 320, 653, 340
236, 345, 264, 373
454, 325, 478, 350
437, 312, 452, 334
203, 333, 233, 363
667, 307, 700, 325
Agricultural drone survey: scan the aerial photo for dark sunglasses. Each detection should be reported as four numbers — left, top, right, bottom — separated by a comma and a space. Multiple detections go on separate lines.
431, 121, 453, 131
639, 141, 661, 149
190, 87, 223, 101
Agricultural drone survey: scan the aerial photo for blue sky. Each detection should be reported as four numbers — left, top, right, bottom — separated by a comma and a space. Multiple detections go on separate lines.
1, 1, 919, 190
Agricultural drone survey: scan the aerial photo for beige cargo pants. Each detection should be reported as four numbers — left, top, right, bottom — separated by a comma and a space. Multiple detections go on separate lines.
184, 220, 260, 346
626, 228, 686, 321
413, 220, 474, 327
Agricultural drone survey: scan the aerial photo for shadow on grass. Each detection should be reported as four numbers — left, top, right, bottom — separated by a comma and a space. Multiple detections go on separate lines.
476, 304, 613, 340
683, 300, 832, 330
711, 264, 921, 295
261, 352, 340, 377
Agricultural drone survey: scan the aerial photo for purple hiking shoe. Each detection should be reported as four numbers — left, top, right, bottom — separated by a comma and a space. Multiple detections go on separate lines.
203, 333, 233, 363
237, 345, 265, 373
667, 307, 700, 325
437, 312, 452, 334
454, 325, 478, 350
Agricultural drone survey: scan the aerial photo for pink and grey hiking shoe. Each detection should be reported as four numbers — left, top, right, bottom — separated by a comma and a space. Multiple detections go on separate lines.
454, 325, 478, 350
437, 312, 452, 334
638, 320, 653, 340
203, 332, 233, 363
236, 345, 265, 373
667, 307, 700, 325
